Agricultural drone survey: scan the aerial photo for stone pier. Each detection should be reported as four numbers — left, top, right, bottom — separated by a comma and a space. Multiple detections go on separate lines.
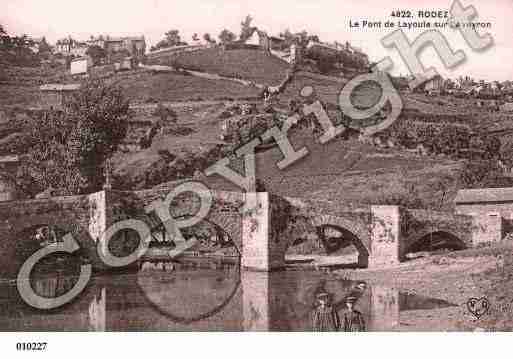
369, 205, 402, 268
241, 193, 286, 271
369, 285, 400, 330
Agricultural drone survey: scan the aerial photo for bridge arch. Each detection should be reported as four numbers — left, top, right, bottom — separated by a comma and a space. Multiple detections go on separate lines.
404, 230, 467, 255
205, 210, 242, 254
308, 214, 370, 267
9, 214, 93, 275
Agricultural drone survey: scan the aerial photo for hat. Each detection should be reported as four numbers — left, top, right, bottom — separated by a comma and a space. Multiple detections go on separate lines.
356, 282, 366, 289
345, 296, 357, 303
316, 292, 329, 299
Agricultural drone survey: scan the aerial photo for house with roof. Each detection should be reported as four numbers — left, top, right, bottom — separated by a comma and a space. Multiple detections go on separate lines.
87, 35, 146, 60
70, 56, 93, 75
454, 187, 513, 243
55, 37, 88, 57
0, 155, 20, 202
39, 83, 81, 110
241, 29, 285, 52
423, 75, 444, 93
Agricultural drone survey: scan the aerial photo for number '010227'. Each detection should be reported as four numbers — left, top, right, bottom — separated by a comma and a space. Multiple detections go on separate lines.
16, 342, 47, 351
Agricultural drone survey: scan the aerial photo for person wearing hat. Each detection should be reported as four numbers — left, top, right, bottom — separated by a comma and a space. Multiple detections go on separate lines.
342, 296, 366, 332
311, 291, 340, 331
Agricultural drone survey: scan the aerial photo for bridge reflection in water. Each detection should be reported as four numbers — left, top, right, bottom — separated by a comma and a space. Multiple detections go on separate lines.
0, 261, 457, 331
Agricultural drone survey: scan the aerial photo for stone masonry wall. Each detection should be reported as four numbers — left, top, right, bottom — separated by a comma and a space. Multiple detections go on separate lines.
0, 195, 92, 277
456, 203, 513, 243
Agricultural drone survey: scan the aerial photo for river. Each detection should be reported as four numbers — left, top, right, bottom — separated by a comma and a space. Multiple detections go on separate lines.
0, 258, 457, 331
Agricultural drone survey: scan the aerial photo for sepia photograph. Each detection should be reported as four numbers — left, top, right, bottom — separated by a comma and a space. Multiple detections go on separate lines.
1, 0, 513, 355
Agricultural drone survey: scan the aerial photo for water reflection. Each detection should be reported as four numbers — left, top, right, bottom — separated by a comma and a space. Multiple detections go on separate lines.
0, 259, 457, 331
88, 287, 106, 331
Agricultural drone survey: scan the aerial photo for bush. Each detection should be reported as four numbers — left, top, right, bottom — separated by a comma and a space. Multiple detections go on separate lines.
458, 160, 513, 189
383, 119, 500, 159
16, 79, 130, 196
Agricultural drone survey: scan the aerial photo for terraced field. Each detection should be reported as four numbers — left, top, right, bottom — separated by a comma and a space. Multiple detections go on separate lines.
147, 48, 289, 85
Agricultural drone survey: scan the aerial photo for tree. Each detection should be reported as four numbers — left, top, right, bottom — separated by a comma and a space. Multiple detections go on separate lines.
17, 79, 130, 196
151, 29, 188, 51
192, 33, 199, 42
218, 29, 236, 44
165, 30, 183, 45
0, 28, 38, 66
294, 30, 319, 48
279, 28, 319, 52
85, 45, 107, 65
239, 14, 254, 42
279, 29, 295, 46
38, 37, 52, 54
0, 24, 6, 42
203, 33, 216, 45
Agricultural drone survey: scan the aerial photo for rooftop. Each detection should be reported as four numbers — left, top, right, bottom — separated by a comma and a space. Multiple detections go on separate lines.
454, 187, 513, 204
39, 84, 81, 91
0, 155, 19, 163
89, 35, 145, 43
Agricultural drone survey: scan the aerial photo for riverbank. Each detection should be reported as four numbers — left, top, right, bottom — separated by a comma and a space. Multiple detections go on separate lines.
331, 243, 513, 331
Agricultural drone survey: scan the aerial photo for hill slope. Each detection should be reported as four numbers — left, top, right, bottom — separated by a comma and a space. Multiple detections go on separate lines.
147, 48, 289, 85
111, 70, 260, 104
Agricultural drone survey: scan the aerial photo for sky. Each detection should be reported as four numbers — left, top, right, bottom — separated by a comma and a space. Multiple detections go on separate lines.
2, 0, 512, 81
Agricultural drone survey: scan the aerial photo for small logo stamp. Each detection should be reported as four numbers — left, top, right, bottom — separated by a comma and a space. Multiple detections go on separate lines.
466, 297, 490, 319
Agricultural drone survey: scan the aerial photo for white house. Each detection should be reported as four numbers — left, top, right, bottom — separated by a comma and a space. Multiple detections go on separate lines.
70, 56, 92, 75
423, 75, 444, 92
244, 30, 261, 47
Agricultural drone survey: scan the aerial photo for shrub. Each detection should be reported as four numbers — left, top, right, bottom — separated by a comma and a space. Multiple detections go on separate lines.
17, 79, 130, 196
458, 160, 513, 189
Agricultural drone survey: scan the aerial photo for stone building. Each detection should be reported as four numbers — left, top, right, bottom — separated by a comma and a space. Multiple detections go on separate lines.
454, 187, 513, 243
0, 155, 19, 202
39, 83, 81, 110
70, 56, 92, 75
241, 29, 285, 53
87, 35, 146, 60
423, 75, 444, 92
55, 37, 88, 57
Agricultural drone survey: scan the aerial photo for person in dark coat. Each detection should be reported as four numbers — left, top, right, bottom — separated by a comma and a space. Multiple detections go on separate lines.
342, 296, 366, 332
311, 292, 340, 331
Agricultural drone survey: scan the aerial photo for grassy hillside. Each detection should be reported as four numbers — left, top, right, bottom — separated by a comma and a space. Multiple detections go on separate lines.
147, 48, 289, 85
0, 65, 74, 108
1, 61, 510, 210
111, 70, 260, 104
111, 100, 464, 210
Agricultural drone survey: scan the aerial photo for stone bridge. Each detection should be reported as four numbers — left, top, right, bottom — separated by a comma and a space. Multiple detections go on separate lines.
0, 183, 481, 277
285, 198, 475, 268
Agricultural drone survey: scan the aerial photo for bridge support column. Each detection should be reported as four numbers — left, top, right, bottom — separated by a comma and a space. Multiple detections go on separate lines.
369, 205, 402, 268
87, 190, 135, 271
241, 192, 285, 271
369, 285, 399, 330
471, 212, 503, 246
242, 271, 272, 330
87, 190, 109, 271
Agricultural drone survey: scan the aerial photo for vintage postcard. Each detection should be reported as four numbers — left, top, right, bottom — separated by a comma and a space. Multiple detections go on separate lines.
0, 0, 513, 349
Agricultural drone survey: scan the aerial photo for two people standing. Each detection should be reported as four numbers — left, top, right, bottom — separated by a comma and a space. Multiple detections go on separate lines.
311, 292, 366, 332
